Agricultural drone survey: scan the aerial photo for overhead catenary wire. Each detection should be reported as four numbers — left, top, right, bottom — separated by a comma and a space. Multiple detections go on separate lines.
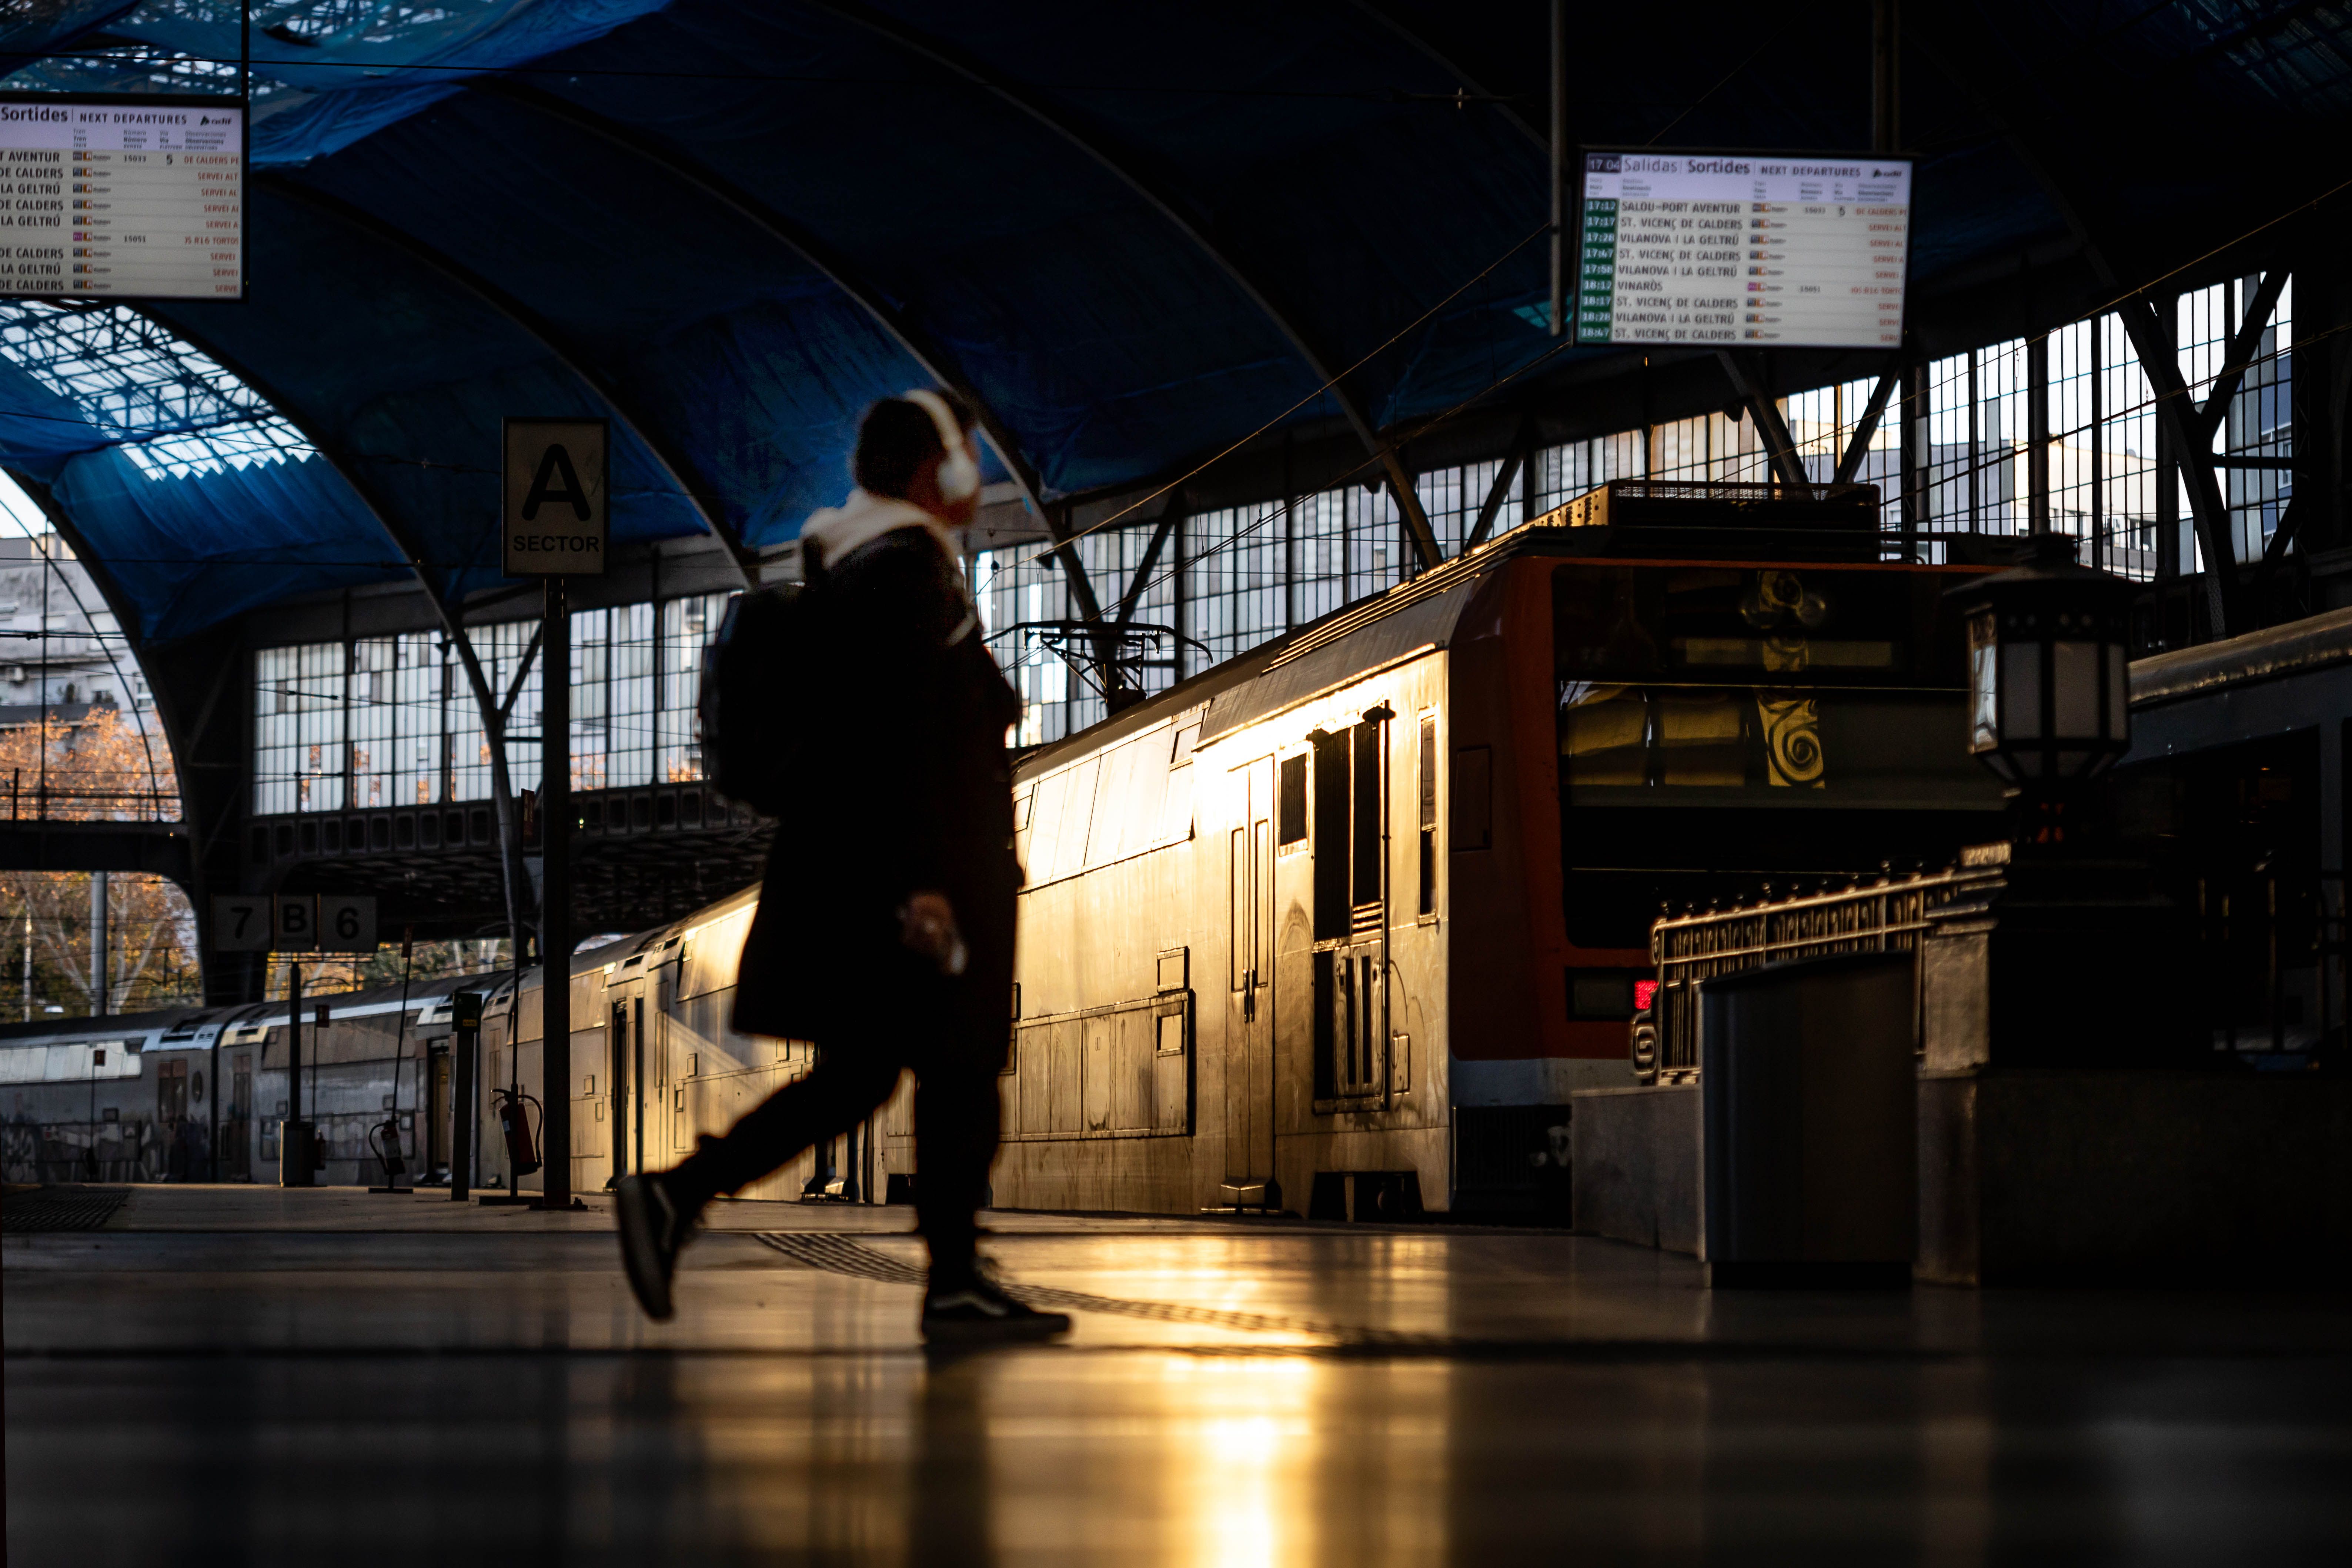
1007, 218, 1557, 574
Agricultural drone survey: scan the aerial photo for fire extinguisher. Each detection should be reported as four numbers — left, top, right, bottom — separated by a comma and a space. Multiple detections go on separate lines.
370, 1116, 407, 1183
491, 1085, 542, 1178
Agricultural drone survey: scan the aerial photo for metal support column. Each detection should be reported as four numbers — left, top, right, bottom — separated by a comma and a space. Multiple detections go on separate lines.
1717, 352, 1811, 490
541, 579, 572, 1211
2090, 318, 2105, 570
1900, 361, 1925, 559
1967, 349, 1981, 532
1548, 0, 1566, 338
88, 870, 106, 1017
1834, 366, 1901, 485
2028, 332, 2050, 535
2155, 295, 2183, 584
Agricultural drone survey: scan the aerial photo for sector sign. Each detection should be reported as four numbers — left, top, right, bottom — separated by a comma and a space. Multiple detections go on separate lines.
1576, 150, 1912, 350
0, 95, 244, 300
503, 418, 610, 576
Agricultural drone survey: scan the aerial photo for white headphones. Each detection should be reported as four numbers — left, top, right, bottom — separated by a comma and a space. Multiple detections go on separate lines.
902, 388, 980, 503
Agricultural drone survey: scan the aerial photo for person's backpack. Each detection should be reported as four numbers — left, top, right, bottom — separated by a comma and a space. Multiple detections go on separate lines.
697, 580, 829, 816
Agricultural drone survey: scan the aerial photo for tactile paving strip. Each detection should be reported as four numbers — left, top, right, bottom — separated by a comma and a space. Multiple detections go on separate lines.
752, 1231, 1432, 1347
3, 1186, 131, 1233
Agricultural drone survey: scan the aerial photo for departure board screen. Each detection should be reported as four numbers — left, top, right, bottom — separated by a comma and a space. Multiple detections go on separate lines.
1576, 150, 1912, 349
0, 96, 244, 300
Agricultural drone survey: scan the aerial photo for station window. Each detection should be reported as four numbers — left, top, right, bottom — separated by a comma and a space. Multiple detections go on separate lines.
1417, 715, 1437, 916
1278, 753, 1307, 846
1351, 718, 1383, 907
1312, 729, 1350, 939
252, 592, 725, 818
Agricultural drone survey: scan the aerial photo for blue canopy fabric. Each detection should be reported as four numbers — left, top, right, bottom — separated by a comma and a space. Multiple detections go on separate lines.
3, 1, 675, 166
2, 0, 2348, 643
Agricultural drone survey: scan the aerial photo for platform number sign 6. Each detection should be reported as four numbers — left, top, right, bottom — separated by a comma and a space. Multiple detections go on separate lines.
317, 895, 378, 955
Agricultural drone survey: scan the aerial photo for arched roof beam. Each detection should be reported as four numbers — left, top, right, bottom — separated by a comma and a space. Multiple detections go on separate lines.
1, 467, 180, 837
801, 0, 1447, 572
137, 308, 535, 947
1348, 2, 1547, 151
252, 173, 759, 590
465, 80, 1118, 658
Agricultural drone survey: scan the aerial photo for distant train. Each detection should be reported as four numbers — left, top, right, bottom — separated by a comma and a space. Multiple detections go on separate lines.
0, 923, 867, 1204
6, 483, 2027, 1216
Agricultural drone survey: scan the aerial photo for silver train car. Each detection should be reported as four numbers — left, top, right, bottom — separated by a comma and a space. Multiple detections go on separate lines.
0, 934, 871, 1203
0, 988, 468, 1188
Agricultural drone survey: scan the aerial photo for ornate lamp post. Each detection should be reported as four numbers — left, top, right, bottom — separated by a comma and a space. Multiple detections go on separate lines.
1951, 534, 2137, 844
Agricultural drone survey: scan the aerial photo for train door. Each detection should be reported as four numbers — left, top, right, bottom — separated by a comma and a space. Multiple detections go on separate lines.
654, 945, 685, 1164
156, 1058, 188, 1177
1225, 756, 1277, 1205
605, 974, 648, 1184
425, 1047, 450, 1177
1312, 713, 1391, 1107
228, 1053, 251, 1180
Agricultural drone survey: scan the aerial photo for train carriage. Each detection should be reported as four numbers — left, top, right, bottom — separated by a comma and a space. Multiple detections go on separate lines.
968, 481, 2008, 1218
2, 481, 2015, 1216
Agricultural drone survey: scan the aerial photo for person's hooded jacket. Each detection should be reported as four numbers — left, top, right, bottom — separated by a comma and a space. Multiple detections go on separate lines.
730, 489, 1023, 1043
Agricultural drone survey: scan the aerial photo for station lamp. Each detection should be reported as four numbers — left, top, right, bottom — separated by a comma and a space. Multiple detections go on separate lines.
1949, 534, 2136, 840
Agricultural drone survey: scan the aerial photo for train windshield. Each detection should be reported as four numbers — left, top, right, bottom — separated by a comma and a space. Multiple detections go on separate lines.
1552, 562, 2007, 947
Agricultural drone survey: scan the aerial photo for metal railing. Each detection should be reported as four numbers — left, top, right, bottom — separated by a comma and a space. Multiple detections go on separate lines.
5, 769, 179, 823
1637, 851, 2008, 1085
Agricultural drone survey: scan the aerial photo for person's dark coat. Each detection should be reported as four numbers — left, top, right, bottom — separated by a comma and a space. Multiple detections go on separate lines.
731, 512, 1022, 1045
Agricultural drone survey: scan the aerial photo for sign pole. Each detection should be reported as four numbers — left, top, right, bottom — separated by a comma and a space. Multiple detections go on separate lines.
450, 992, 480, 1203
502, 416, 604, 1215
541, 574, 572, 1212
1548, 0, 1565, 337
280, 960, 308, 1188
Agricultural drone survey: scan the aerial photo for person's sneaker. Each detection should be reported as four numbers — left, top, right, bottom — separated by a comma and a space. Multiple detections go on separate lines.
615, 1173, 694, 1321
920, 1273, 1072, 1344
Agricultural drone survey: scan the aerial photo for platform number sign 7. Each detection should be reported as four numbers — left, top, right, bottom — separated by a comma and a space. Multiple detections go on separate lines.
209, 895, 271, 953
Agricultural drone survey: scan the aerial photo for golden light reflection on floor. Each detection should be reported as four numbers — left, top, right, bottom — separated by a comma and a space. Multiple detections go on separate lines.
1160, 1356, 1323, 1568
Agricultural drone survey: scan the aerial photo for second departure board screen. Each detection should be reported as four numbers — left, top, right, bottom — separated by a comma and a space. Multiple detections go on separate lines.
1576, 150, 1912, 349
0, 96, 244, 300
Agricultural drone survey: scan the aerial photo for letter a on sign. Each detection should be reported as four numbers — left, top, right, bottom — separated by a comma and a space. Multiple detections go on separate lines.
504, 418, 609, 577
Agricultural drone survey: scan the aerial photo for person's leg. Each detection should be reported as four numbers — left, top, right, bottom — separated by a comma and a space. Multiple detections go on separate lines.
908, 1035, 1001, 1286
664, 1047, 902, 1211
909, 1011, 1069, 1341
615, 1039, 906, 1321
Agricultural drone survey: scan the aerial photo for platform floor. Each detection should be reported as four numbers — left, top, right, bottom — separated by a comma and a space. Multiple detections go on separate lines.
7, 1186, 2350, 1564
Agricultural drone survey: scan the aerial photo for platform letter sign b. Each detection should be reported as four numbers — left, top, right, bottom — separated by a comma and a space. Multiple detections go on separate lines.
274, 895, 317, 953
504, 418, 609, 578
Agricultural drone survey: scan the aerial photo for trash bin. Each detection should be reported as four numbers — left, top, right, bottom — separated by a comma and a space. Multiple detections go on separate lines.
278, 1119, 316, 1188
1699, 950, 1916, 1287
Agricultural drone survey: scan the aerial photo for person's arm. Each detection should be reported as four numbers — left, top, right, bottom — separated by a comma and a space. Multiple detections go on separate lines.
897, 889, 966, 974
824, 529, 974, 927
